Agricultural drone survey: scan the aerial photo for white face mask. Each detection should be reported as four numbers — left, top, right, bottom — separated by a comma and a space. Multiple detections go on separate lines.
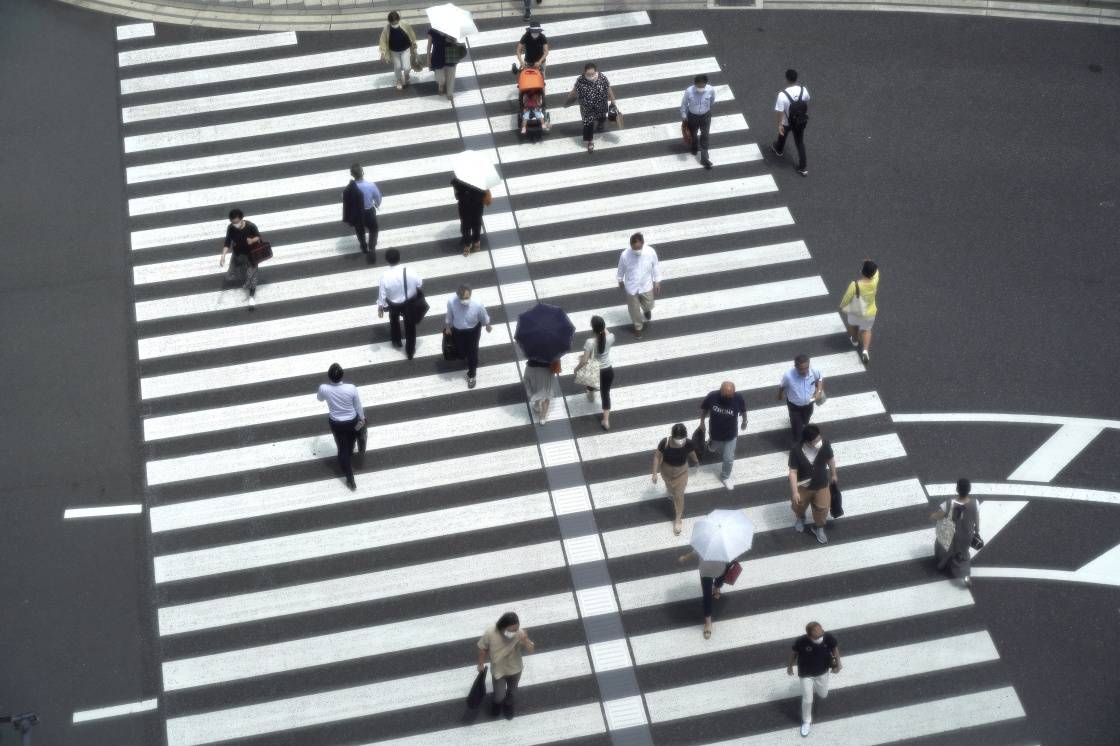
232, 220, 244, 229
585, 72, 597, 81
530, 32, 540, 38
812, 635, 824, 644
812, 439, 822, 449
390, 22, 399, 28
459, 298, 471, 306
503, 630, 517, 640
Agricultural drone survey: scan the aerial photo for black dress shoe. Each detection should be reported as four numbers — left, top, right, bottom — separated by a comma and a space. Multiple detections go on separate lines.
502, 700, 515, 719
346, 478, 357, 491
490, 702, 502, 717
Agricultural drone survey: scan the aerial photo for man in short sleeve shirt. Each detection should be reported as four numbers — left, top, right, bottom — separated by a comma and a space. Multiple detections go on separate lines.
699, 380, 748, 487
771, 68, 810, 176
778, 353, 824, 445
787, 621, 841, 737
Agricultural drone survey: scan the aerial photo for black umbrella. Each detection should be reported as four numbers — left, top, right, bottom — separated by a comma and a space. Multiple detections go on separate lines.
514, 303, 575, 363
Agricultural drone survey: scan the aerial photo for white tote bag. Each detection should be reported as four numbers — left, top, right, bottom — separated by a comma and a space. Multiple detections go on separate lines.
935, 500, 957, 552
574, 358, 601, 389
843, 280, 869, 317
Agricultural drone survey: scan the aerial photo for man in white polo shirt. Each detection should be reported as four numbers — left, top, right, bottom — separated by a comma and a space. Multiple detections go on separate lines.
778, 353, 824, 446
316, 363, 366, 491
616, 232, 661, 339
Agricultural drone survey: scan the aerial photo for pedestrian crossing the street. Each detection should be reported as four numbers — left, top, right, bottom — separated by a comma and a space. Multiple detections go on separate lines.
115, 13, 1028, 745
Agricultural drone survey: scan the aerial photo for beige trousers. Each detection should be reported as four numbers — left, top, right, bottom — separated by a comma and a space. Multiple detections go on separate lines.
625, 291, 655, 329
792, 485, 830, 527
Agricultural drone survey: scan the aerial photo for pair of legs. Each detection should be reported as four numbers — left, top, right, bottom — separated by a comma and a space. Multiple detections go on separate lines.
582, 115, 605, 150
772, 125, 807, 173
786, 400, 815, 446
354, 207, 378, 255
434, 64, 457, 100
226, 253, 258, 298
451, 324, 482, 383
707, 436, 737, 483
585, 366, 614, 429
490, 672, 521, 716
458, 202, 482, 253
328, 415, 363, 488
661, 462, 689, 534
389, 49, 411, 88
624, 290, 655, 334
801, 672, 830, 729
845, 313, 874, 361
793, 485, 830, 542
532, 396, 551, 424
387, 304, 417, 358
700, 567, 730, 636
520, 108, 550, 133
686, 110, 712, 165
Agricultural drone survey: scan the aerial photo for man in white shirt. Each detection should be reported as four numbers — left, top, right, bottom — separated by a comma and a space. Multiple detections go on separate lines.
777, 353, 824, 445
770, 68, 810, 176
681, 73, 716, 169
316, 363, 366, 490
616, 232, 662, 338
444, 284, 492, 389
376, 248, 424, 359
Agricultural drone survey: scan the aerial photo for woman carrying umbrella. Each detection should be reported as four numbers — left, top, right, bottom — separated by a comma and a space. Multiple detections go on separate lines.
515, 303, 575, 426
653, 423, 700, 536
449, 150, 499, 257
477, 611, 535, 718
425, 3, 476, 103
524, 357, 559, 425
678, 509, 754, 639
564, 62, 617, 152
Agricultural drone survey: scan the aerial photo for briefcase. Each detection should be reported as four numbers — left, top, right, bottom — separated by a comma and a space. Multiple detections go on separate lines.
442, 332, 459, 361
466, 665, 487, 709
829, 482, 844, 518
248, 240, 273, 266
405, 289, 430, 325
682, 121, 693, 148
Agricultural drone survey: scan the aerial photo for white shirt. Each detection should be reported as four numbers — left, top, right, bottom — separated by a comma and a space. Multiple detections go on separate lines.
317, 382, 364, 421
680, 84, 716, 118
774, 85, 810, 127
377, 265, 423, 308
445, 297, 491, 329
616, 246, 662, 295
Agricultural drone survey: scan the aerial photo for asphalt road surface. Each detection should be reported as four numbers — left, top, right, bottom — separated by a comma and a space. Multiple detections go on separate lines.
0, 3, 1116, 745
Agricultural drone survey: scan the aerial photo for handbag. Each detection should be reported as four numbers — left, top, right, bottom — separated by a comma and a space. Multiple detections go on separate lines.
574, 358, 601, 388
248, 240, 273, 266
482, 190, 493, 207
970, 532, 985, 551
549, 359, 562, 375
466, 665, 487, 709
401, 267, 430, 325
682, 121, 694, 148
829, 482, 844, 518
935, 500, 957, 552
442, 332, 459, 361
722, 561, 743, 585
412, 53, 427, 71
690, 425, 706, 460
842, 281, 869, 317
354, 417, 367, 452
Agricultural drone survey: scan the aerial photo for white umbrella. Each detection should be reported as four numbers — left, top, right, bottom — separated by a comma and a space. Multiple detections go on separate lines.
451, 150, 501, 191
690, 509, 755, 563
426, 3, 478, 40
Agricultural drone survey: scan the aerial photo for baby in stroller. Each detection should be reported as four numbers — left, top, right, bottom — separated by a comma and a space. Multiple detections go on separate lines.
517, 66, 550, 135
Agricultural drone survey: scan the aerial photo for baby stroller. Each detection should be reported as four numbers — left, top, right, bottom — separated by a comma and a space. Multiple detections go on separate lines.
516, 66, 550, 135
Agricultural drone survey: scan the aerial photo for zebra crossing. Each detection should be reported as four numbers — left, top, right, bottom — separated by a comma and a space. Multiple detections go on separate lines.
116, 12, 1027, 745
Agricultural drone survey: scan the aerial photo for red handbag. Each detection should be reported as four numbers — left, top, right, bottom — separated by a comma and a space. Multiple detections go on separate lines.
681, 121, 693, 148
722, 561, 743, 585
248, 240, 273, 266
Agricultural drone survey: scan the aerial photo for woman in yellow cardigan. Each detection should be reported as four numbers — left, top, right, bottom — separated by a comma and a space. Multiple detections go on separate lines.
839, 260, 879, 364
379, 11, 418, 91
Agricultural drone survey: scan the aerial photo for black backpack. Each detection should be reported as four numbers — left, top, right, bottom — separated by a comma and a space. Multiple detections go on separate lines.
784, 87, 808, 130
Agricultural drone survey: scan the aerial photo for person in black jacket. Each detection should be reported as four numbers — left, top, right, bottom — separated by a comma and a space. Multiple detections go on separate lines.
451, 178, 486, 256
218, 208, 262, 308
342, 163, 382, 258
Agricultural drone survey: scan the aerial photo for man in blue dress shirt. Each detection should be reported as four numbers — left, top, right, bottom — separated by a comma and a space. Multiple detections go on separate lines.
681, 74, 716, 169
778, 354, 824, 446
342, 162, 382, 257
444, 284, 492, 389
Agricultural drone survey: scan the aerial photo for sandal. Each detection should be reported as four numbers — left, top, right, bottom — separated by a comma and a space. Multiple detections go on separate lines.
463, 245, 471, 257
673, 520, 682, 536
712, 588, 721, 600
471, 241, 481, 252
703, 622, 712, 639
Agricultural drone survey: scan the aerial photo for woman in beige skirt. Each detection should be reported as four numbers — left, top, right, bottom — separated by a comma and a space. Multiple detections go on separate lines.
652, 423, 700, 535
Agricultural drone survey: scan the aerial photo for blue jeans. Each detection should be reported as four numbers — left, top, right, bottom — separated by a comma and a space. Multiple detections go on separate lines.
708, 437, 737, 479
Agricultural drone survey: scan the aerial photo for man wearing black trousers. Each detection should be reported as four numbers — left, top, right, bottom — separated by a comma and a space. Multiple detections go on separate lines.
317, 363, 366, 490
376, 248, 423, 359
342, 162, 381, 257
771, 69, 811, 177
681, 73, 716, 169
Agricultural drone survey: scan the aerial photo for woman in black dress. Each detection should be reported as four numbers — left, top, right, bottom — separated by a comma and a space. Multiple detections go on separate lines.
451, 178, 486, 256
564, 62, 617, 152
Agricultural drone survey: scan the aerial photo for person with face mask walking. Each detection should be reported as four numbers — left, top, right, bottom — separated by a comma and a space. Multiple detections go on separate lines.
316, 363, 365, 491
681, 74, 716, 169
788, 425, 838, 544
378, 11, 417, 90
653, 423, 700, 535
516, 20, 549, 74
616, 232, 661, 339
771, 68, 810, 176
477, 611, 535, 719
699, 381, 748, 489
787, 621, 842, 737
218, 208, 263, 308
444, 284, 492, 389
341, 163, 381, 257
778, 353, 824, 446
564, 62, 617, 152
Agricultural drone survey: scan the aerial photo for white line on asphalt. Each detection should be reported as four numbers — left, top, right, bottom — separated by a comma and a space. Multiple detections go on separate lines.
627, 580, 971, 666
115, 23, 154, 41
970, 542, 1120, 588
1007, 423, 1105, 482
591, 433, 907, 509
924, 481, 1120, 505
891, 411, 1120, 429
647, 632, 1000, 723
63, 504, 144, 519
118, 32, 296, 68
697, 687, 1024, 745
369, 703, 605, 746
148, 445, 541, 533
157, 541, 566, 633
604, 478, 926, 562
163, 648, 591, 746
72, 697, 158, 723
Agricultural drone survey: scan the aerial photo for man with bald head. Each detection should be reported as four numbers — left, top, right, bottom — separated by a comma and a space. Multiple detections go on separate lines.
699, 381, 748, 488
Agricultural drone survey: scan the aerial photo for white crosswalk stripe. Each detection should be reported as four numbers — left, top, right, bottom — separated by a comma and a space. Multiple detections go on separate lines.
112, 14, 1024, 745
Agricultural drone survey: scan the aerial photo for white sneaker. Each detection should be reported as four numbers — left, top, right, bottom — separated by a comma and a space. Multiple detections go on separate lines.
814, 526, 828, 544
861, 349, 870, 363
794, 517, 805, 532
719, 476, 733, 491
849, 335, 859, 347
247, 295, 256, 309
800, 722, 811, 737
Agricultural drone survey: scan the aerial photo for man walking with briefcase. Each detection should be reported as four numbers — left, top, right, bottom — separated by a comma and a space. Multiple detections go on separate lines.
444, 284, 492, 389
377, 248, 425, 359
